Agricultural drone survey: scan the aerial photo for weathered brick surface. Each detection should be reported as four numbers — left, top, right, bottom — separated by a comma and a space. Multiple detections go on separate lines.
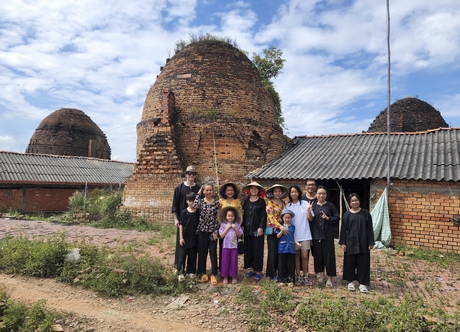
0, 187, 73, 212
372, 179, 460, 253
26, 108, 111, 159
0, 185, 121, 214
368, 97, 448, 132
123, 41, 289, 222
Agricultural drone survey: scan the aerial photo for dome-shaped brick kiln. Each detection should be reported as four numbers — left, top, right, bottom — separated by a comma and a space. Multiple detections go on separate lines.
123, 40, 288, 221
368, 97, 448, 132
26, 108, 111, 159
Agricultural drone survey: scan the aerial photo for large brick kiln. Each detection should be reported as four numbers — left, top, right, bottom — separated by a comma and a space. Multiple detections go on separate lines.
368, 97, 448, 132
26, 108, 111, 159
122, 40, 289, 222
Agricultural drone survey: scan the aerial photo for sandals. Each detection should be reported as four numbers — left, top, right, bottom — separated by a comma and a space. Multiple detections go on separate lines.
358, 285, 369, 293
210, 275, 218, 285
222, 277, 228, 284
201, 274, 209, 283
246, 271, 256, 278
254, 273, 262, 281
347, 282, 356, 291
231, 278, 238, 285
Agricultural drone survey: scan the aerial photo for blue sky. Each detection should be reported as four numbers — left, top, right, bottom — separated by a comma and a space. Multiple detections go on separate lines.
1, 0, 459, 162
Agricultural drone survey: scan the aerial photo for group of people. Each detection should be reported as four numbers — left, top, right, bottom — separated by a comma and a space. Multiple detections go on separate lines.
172, 166, 375, 292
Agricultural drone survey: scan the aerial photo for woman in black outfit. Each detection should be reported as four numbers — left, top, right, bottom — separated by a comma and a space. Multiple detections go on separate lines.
308, 185, 339, 287
242, 181, 267, 282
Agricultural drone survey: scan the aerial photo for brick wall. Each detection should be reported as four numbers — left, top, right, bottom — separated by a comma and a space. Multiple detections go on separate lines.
372, 179, 460, 253
0, 188, 23, 211
0, 187, 74, 213
0, 185, 123, 214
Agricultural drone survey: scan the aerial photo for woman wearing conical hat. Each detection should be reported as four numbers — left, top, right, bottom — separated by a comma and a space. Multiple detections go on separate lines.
241, 181, 267, 281
265, 184, 288, 281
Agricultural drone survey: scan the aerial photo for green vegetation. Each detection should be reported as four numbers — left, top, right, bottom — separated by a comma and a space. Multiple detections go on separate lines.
235, 282, 460, 331
189, 106, 236, 120
405, 247, 460, 268
252, 46, 286, 130
0, 285, 58, 331
174, 33, 240, 54
2, 209, 44, 221
0, 234, 191, 298
61, 189, 157, 231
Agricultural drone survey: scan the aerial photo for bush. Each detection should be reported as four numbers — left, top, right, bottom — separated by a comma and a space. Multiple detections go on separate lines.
0, 234, 68, 277
0, 234, 186, 298
64, 189, 158, 231
0, 290, 56, 332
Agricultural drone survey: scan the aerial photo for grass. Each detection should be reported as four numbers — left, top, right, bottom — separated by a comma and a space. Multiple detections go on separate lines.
1, 213, 459, 331
0, 285, 59, 331
0, 234, 191, 298
53, 189, 161, 232
234, 282, 460, 331
1, 209, 45, 221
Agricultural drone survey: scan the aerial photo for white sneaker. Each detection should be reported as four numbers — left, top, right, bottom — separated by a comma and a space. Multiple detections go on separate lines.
178, 275, 185, 282
187, 273, 196, 279
347, 282, 356, 291
316, 273, 325, 283
358, 285, 369, 293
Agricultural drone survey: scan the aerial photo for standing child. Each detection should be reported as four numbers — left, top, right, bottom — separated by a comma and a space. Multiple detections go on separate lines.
177, 192, 200, 281
277, 209, 301, 286
218, 182, 243, 271
218, 206, 243, 284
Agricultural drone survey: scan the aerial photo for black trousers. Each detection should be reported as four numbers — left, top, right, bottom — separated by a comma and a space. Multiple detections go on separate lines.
265, 233, 279, 278
243, 234, 264, 272
177, 246, 197, 275
311, 239, 336, 276
174, 228, 184, 271
197, 231, 218, 276
278, 253, 295, 283
342, 252, 371, 286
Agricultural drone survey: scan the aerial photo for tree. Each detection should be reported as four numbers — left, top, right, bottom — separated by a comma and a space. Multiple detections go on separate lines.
252, 46, 286, 81
252, 47, 286, 130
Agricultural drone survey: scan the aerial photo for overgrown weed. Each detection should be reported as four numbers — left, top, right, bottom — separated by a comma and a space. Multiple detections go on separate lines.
0, 286, 58, 331
0, 234, 190, 298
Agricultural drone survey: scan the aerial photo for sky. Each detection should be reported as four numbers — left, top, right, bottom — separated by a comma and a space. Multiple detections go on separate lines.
1, 0, 459, 162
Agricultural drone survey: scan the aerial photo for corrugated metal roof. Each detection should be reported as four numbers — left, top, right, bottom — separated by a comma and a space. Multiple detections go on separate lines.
0, 151, 134, 184
246, 128, 460, 181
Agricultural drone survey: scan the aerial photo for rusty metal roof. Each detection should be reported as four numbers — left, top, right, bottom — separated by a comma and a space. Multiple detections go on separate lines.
246, 128, 460, 182
0, 151, 133, 184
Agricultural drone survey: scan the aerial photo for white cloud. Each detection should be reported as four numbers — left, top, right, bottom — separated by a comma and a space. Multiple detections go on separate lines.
0, 0, 459, 161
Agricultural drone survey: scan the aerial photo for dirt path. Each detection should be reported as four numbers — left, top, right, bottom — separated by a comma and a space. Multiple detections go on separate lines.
1, 273, 202, 332
1, 218, 459, 331
0, 218, 245, 332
